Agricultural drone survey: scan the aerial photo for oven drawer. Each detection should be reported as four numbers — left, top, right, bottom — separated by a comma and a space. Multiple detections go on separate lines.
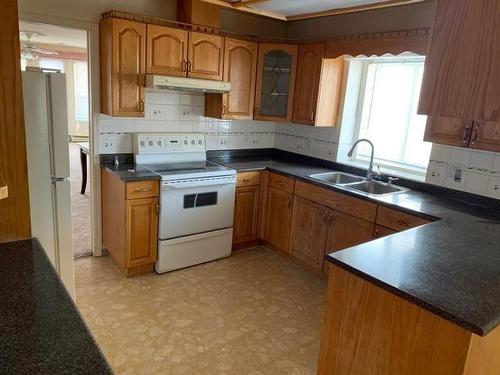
126, 180, 159, 200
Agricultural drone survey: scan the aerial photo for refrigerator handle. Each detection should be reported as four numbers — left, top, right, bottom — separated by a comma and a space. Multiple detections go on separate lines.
49, 176, 69, 184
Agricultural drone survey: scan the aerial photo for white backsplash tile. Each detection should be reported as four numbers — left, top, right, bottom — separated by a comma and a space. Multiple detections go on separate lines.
426, 143, 500, 200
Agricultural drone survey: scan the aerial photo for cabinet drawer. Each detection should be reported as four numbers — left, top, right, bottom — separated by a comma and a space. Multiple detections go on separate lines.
294, 181, 377, 222
126, 180, 159, 200
236, 171, 261, 187
373, 225, 397, 239
376, 206, 431, 232
269, 172, 295, 193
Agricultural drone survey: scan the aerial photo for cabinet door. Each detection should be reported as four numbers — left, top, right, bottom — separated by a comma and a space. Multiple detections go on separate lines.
264, 187, 293, 254
222, 38, 258, 119
327, 212, 374, 254
126, 197, 159, 268
324, 212, 374, 274
418, 0, 500, 123
292, 43, 324, 125
289, 196, 330, 270
470, 121, 500, 153
146, 24, 187, 77
112, 18, 146, 117
233, 185, 260, 244
424, 116, 473, 147
255, 43, 298, 122
188, 32, 224, 81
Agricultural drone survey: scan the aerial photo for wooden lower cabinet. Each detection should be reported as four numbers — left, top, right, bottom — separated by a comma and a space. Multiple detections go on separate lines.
233, 185, 260, 245
289, 196, 330, 271
126, 198, 159, 268
101, 168, 159, 276
325, 212, 374, 269
264, 186, 293, 254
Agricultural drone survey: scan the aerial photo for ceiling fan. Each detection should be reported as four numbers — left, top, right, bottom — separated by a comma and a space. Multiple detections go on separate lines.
20, 30, 58, 60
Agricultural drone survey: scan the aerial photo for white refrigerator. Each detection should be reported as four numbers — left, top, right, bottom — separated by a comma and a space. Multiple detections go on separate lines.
22, 68, 75, 297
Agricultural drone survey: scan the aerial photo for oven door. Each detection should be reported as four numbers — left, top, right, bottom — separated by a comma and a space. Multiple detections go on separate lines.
159, 179, 236, 239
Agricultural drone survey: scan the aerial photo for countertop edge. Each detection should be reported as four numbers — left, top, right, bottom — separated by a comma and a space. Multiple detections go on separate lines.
326, 255, 489, 337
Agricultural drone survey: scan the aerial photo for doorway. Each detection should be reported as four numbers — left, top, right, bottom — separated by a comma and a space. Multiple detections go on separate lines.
19, 21, 92, 261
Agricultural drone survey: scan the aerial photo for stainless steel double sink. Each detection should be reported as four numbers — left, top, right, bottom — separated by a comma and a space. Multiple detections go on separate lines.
307, 172, 408, 197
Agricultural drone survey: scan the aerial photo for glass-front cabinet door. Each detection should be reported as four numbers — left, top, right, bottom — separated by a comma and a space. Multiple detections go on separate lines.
255, 44, 298, 122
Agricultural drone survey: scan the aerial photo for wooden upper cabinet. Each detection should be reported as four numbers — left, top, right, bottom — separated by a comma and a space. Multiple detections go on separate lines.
470, 121, 500, 153
205, 38, 258, 120
292, 43, 344, 126
188, 32, 224, 81
418, 0, 500, 123
146, 24, 187, 77
424, 116, 473, 147
100, 17, 146, 117
254, 43, 298, 122
289, 196, 330, 271
293, 43, 324, 125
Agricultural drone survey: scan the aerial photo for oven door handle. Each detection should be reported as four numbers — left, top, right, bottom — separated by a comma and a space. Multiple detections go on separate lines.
162, 180, 236, 190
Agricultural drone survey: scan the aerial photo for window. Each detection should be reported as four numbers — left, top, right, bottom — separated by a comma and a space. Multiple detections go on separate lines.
350, 56, 431, 177
40, 59, 64, 72
73, 61, 89, 122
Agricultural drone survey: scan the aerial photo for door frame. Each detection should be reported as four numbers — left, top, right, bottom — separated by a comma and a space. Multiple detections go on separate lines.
19, 12, 103, 257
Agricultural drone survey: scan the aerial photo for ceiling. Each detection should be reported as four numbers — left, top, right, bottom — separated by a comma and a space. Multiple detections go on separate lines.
215, 0, 428, 21
19, 21, 87, 49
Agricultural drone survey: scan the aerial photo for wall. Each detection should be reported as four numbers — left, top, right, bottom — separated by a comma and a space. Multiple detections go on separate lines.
97, 90, 342, 163
97, 91, 275, 153
426, 145, 500, 200
0, 0, 31, 242
18, 0, 177, 24
286, 1, 436, 39
221, 9, 286, 38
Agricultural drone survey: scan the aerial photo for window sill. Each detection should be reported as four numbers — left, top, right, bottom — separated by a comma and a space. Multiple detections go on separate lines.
338, 158, 427, 182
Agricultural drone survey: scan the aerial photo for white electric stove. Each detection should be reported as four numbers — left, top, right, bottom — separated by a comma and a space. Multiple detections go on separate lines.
134, 133, 236, 273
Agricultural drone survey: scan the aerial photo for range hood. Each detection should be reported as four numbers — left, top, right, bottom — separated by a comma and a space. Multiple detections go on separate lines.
146, 74, 231, 93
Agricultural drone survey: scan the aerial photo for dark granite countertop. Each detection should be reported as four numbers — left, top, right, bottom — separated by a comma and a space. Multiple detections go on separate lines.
0, 239, 113, 374
102, 163, 161, 182
209, 153, 500, 337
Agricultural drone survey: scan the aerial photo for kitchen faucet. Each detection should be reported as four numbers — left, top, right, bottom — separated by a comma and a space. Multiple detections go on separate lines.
347, 139, 377, 181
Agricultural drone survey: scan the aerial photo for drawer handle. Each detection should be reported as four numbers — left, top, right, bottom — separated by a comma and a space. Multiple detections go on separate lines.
134, 187, 152, 192
242, 179, 251, 183
397, 220, 412, 227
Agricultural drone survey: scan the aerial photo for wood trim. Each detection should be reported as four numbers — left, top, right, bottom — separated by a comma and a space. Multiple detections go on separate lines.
325, 28, 430, 58
199, 0, 287, 20
0, 0, 31, 242
287, 0, 430, 21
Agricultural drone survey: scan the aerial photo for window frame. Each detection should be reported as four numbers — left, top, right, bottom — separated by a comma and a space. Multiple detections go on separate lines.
349, 55, 429, 179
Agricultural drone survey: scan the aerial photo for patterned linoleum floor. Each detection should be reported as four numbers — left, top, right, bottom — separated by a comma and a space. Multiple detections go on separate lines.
75, 247, 327, 375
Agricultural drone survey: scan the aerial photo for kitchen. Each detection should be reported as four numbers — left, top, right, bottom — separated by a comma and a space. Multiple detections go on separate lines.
1, 0, 500, 374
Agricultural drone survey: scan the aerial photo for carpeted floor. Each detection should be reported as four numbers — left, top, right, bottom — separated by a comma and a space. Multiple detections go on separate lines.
69, 142, 92, 258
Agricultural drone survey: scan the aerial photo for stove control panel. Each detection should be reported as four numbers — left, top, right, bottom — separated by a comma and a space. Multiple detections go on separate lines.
134, 133, 205, 154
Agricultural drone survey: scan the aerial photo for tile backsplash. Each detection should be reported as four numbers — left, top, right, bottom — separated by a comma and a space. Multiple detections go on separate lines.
97, 90, 340, 162
426, 144, 500, 200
